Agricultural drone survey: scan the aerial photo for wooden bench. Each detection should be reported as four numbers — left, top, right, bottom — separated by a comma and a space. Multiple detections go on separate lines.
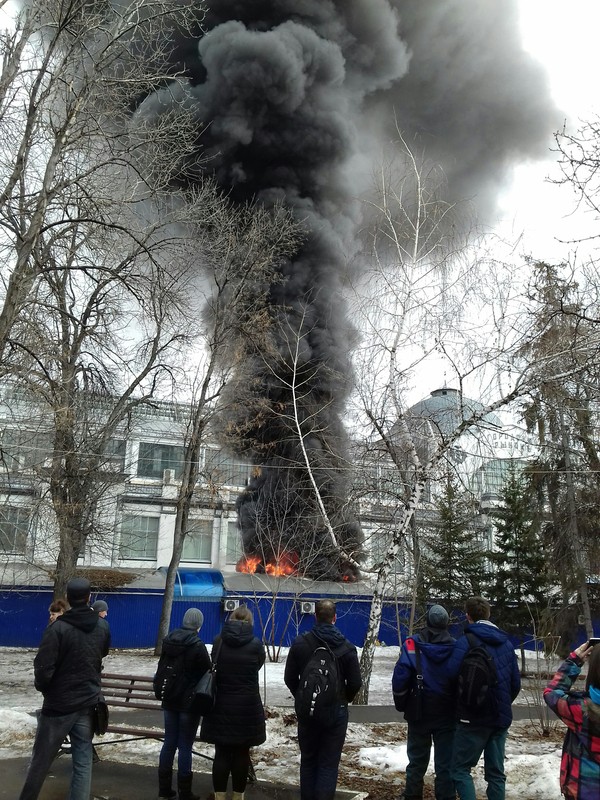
96, 672, 212, 766
96, 672, 255, 781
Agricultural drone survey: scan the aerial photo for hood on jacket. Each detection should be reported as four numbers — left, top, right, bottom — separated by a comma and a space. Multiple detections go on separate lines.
466, 620, 509, 647
412, 632, 455, 663
221, 619, 256, 647
312, 622, 348, 650
419, 627, 455, 645
55, 605, 99, 634
162, 627, 201, 654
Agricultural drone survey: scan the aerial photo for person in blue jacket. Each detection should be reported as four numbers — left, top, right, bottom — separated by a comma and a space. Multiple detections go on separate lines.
392, 604, 456, 800
447, 596, 521, 800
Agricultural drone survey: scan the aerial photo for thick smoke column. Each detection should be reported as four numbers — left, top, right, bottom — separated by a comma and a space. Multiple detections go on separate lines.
140, 0, 558, 579
185, 2, 411, 580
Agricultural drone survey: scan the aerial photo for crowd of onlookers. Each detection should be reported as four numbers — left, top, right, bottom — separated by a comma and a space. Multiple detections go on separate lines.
14, 583, 600, 800
393, 596, 600, 800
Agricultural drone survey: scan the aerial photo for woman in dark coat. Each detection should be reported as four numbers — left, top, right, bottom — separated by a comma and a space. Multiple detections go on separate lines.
200, 605, 266, 800
155, 608, 211, 800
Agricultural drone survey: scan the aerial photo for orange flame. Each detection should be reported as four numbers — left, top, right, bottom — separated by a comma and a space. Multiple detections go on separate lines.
265, 551, 299, 577
237, 556, 262, 574
237, 551, 302, 577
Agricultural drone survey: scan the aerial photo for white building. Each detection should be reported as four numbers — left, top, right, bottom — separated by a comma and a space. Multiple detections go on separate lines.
0, 384, 534, 589
0, 387, 248, 586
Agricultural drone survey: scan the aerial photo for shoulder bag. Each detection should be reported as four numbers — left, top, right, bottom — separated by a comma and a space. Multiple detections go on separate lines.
193, 639, 222, 715
92, 697, 109, 735
393, 638, 424, 720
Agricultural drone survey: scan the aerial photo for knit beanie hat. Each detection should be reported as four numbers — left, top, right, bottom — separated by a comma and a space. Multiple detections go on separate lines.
182, 608, 204, 631
92, 600, 108, 613
66, 577, 91, 606
426, 604, 449, 629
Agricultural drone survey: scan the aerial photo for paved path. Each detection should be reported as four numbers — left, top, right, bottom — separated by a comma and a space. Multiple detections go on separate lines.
1, 757, 362, 800
4, 704, 536, 800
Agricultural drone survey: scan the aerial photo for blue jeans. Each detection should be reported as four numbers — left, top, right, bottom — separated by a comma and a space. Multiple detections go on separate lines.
159, 709, 201, 776
19, 709, 94, 800
405, 721, 456, 799
297, 706, 348, 800
452, 724, 508, 800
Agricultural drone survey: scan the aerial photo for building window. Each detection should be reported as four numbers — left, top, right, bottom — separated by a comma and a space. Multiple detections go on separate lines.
102, 439, 127, 472
0, 429, 51, 471
368, 526, 404, 574
0, 505, 30, 554
226, 519, 242, 565
119, 514, 159, 559
182, 519, 213, 562
137, 442, 183, 479
203, 448, 250, 487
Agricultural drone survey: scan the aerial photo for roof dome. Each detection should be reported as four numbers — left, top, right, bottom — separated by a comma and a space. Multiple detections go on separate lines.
406, 387, 502, 437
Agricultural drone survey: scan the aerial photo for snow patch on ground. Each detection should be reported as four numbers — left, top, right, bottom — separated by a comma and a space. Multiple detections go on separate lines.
0, 645, 567, 798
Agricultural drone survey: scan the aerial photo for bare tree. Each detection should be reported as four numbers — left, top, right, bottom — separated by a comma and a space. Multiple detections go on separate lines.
0, 0, 203, 360
518, 261, 600, 641
347, 133, 576, 701
2, 181, 231, 596
0, 0, 235, 595
155, 199, 303, 652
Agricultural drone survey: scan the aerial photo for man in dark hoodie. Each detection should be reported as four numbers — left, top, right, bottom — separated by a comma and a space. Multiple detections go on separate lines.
18, 577, 111, 800
392, 604, 456, 800
284, 599, 362, 800
447, 596, 521, 800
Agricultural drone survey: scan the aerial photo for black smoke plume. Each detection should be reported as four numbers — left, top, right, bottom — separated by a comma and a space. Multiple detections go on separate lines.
139, 1, 558, 579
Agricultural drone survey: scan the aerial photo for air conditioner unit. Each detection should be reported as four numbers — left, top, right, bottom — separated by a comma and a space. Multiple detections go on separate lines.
300, 600, 316, 615
223, 598, 240, 612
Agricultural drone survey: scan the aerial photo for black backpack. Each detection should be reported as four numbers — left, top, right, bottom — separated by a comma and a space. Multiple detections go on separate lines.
457, 631, 498, 716
295, 632, 342, 727
153, 646, 191, 705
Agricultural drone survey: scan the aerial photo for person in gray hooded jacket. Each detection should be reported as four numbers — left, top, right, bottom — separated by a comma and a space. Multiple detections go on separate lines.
156, 608, 211, 800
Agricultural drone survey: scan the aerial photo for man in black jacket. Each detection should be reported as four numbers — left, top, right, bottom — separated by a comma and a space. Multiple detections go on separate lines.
284, 599, 362, 800
19, 577, 111, 800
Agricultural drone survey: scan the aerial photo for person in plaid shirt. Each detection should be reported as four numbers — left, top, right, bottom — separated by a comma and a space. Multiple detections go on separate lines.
544, 640, 600, 799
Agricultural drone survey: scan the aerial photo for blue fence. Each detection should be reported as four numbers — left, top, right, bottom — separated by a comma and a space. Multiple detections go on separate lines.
0, 585, 593, 651
0, 585, 399, 649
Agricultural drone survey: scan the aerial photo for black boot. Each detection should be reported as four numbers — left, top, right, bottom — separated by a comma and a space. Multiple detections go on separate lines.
158, 768, 176, 799
177, 772, 200, 800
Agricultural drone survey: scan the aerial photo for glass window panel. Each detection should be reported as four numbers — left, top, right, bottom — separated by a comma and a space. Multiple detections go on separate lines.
119, 514, 159, 559
203, 449, 250, 487
0, 505, 31, 553
137, 442, 183, 479
367, 526, 404, 573
0, 430, 51, 471
226, 519, 242, 565
182, 519, 213, 562
103, 439, 126, 471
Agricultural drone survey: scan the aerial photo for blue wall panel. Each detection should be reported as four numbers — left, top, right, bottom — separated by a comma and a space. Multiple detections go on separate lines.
1, 587, 593, 651
0, 589, 225, 649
